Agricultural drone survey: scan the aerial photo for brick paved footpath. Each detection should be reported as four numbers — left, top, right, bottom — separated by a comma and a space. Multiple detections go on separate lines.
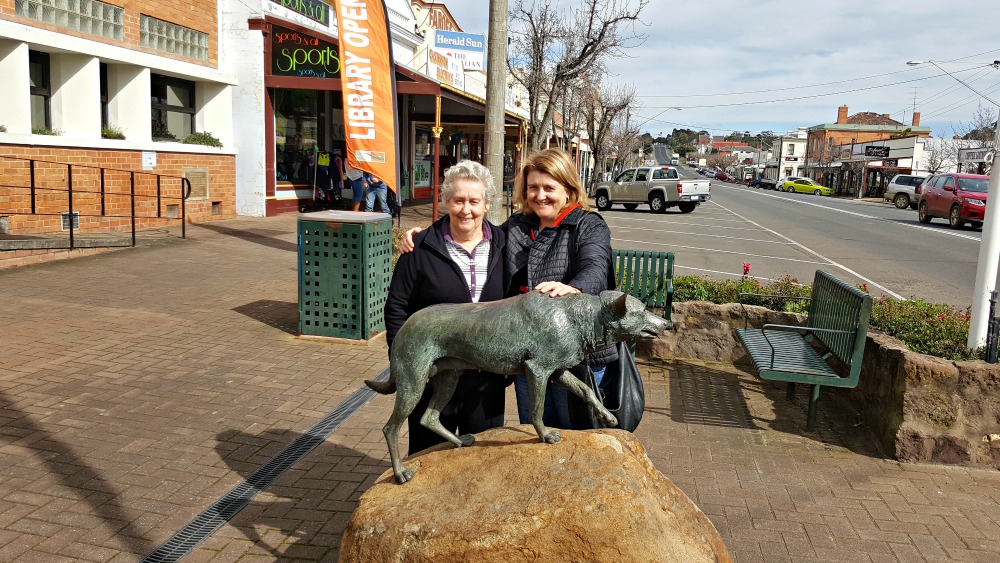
2, 205, 1000, 562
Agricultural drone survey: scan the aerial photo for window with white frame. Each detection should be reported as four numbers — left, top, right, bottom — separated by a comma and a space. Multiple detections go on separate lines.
29, 50, 51, 130
15, 0, 124, 41
140, 15, 208, 61
151, 74, 195, 140
787, 143, 794, 155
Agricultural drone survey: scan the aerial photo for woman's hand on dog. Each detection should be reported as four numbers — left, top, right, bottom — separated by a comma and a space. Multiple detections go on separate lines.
534, 281, 580, 298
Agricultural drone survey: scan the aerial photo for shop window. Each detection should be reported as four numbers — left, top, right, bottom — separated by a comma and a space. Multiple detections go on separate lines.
151, 73, 194, 141
274, 89, 319, 184
140, 15, 208, 61
29, 50, 50, 130
16, 0, 124, 41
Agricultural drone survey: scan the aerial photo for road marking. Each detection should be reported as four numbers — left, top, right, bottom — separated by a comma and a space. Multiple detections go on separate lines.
604, 215, 759, 229
711, 184, 982, 241
613, 225, 792, 245
711, 201, 906, 299
677, 264, 798, 283
612, 236, 826, 265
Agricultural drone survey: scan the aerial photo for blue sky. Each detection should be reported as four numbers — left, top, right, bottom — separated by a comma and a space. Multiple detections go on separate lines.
436, 0, 1000, 139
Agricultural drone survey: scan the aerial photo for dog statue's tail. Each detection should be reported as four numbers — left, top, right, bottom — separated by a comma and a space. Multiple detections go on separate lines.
365, 376, 396, 394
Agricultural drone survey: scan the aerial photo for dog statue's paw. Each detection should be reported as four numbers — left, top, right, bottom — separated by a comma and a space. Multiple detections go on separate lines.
599, 411, 618, 427
394, 467, 415, 484
458, 434, 476, 447
541, 429, 561, 444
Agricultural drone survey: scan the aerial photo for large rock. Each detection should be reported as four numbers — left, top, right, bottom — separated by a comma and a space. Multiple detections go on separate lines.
340, 426, 731, 563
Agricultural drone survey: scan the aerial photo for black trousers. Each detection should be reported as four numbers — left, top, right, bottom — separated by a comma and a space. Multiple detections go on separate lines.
406, 370, 508, 455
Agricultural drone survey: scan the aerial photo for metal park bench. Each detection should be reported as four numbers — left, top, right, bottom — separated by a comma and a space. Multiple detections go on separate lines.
612, 249, 674, 327
735, 270, 872, 429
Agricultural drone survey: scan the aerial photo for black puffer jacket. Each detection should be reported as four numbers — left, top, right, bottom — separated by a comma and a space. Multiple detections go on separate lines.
504, 206, 618, 365
385, 218, 506, 352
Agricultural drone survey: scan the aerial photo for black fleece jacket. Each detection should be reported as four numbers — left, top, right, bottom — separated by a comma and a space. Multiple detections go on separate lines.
384, 218, 507, 352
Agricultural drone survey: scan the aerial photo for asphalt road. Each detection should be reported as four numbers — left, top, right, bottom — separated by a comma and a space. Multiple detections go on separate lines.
603, 160, 988, 309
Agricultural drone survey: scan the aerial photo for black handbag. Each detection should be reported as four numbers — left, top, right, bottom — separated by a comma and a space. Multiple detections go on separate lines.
567, 341, 645, 432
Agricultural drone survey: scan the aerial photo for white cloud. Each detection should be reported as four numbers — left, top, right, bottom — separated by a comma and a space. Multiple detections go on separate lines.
437, 0, 1000, 138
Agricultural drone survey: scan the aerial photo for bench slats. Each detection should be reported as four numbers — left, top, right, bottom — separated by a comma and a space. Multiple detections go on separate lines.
612, 249, 674, 325
735, 328, 856, 387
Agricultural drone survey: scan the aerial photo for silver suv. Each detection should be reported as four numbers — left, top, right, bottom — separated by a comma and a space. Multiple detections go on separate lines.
884, 174, 927, 210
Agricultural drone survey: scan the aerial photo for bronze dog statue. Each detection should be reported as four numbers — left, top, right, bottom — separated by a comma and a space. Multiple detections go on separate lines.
366, 290, 669, 484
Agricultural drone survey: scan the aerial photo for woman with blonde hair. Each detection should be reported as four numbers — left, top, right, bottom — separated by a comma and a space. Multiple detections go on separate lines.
504, 148, 616, 428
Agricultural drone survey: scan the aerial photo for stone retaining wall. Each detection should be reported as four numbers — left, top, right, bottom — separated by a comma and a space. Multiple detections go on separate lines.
643, 301, 1000, 469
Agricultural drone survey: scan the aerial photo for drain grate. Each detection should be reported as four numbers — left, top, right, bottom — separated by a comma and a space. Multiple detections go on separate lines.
141, 368, 389, 563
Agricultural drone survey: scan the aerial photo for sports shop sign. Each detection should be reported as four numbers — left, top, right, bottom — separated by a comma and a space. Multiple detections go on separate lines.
271, 26, 341, 78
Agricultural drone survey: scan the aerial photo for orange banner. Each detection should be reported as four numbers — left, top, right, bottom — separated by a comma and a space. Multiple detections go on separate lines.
335, 0, 399, 192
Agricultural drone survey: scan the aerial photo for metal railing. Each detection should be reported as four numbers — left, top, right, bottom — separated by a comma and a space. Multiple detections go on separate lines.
0, 155, 192, 249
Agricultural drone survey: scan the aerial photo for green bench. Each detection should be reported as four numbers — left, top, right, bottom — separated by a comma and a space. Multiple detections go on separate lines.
612, 249, 674, 327
735, 270, 872, 429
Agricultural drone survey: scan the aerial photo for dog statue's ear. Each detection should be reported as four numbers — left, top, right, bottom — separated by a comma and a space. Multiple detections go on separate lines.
613, 292, 628, 317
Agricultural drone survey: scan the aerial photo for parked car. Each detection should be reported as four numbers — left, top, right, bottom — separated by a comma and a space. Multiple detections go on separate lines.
703, 170, 717, 178
917, 172, 990, 229
883, 173, 927, 210
714, 171, 732, 182
775, 176, 803, 191
783, 178, 833, 196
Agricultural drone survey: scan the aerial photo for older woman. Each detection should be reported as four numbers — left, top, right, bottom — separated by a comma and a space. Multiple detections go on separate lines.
505, 149, 616, 428
384, 160, 507, 455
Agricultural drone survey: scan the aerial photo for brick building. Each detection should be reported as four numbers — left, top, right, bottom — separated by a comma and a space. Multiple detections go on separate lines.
804, 105, 930, 185
0, 0, 238, 237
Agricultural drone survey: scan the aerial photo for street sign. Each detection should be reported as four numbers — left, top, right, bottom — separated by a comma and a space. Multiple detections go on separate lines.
958, 147, 995, 164
864, 146, 890, 158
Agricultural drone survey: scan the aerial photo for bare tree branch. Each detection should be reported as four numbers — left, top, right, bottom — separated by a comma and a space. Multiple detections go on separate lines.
509, 0, 648, 149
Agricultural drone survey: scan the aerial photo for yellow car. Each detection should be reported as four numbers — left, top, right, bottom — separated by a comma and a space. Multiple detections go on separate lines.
784, 178, 833, 196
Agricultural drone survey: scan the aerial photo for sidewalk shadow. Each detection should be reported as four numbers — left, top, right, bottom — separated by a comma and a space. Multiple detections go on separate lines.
232, 300, 299, 335
749, 374, 889, 459
0, 390, 155, 557
666, 360, 757, 429
655, 359, 888, 459
194, 223, 298, 252
214, 428, 385, 560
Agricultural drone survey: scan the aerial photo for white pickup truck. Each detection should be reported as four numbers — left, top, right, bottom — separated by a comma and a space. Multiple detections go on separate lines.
593, 166, 711, 213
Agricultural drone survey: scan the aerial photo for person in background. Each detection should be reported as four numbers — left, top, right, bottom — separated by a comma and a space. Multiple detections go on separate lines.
364, 172, 390, 214
344, 161, 366, 212
385, 160, 508, 455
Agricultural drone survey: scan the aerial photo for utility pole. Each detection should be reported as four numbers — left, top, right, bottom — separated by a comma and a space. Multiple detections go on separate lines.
484, 0, 508, 223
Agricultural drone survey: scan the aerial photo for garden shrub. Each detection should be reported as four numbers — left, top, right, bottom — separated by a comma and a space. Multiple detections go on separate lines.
183, 131, 223, 147
101, 124, 126, 140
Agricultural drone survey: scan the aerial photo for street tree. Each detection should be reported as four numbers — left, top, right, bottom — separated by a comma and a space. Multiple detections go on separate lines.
580, 81, 636, 189
508, 0, 649, 150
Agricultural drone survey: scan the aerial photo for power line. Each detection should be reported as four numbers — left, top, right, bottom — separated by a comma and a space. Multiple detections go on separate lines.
642, 72, 968, 110
637, 66, 927, 98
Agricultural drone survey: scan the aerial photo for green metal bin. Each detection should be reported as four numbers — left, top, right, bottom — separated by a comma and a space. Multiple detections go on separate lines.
298, 210, 393, 339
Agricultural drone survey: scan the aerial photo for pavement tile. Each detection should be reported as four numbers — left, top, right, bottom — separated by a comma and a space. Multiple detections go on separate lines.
908, 533, 950, 559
